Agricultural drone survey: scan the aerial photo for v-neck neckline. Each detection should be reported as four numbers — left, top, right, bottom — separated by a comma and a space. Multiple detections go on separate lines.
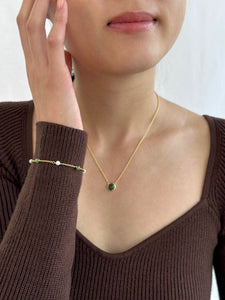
25, 100, 217, 259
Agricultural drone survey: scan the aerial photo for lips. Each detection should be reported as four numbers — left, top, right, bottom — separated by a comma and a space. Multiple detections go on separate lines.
108, 11, 157, 25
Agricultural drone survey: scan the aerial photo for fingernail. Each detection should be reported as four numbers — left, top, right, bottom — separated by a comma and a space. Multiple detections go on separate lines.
57, 0, 64, 10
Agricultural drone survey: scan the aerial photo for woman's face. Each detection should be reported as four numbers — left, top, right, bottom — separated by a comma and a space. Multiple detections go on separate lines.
49, 0, 187, 77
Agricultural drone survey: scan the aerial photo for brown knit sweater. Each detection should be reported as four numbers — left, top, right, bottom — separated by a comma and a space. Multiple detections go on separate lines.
0, 100, 224, 300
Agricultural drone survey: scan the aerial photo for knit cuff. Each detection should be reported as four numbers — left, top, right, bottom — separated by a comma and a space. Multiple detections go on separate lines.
34, 122, 88, 167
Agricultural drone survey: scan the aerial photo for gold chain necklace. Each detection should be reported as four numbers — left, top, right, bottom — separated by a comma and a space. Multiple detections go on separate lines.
87, 92, 160, 191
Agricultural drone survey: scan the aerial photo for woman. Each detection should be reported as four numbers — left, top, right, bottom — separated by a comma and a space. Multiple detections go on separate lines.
0, 0, 224, 299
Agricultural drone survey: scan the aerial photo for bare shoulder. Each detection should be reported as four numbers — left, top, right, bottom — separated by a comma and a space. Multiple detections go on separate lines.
151, 95, 211, 167
158, 96, 210, 138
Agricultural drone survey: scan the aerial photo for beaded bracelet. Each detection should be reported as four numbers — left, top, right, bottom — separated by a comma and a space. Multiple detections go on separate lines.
29, 158, 86, 173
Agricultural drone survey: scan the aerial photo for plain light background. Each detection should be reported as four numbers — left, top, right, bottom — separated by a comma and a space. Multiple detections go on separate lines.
0, 0, 224, 299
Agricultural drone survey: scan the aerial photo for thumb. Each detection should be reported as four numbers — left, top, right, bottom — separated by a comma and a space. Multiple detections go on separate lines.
64, 50, 73, 76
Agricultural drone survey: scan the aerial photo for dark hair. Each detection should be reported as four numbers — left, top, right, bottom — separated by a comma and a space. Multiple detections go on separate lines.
71, 69, 75, 82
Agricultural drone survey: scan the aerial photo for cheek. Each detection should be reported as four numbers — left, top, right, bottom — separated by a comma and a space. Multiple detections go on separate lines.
65, 0, 97, 43
65, 0, 107, 61
157, 1, 186, 55
64, 3, 100, 67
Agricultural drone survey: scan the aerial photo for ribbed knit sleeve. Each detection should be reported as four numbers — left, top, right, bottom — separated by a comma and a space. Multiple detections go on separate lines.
0, 121, 88, 299
212, 117, 225, 300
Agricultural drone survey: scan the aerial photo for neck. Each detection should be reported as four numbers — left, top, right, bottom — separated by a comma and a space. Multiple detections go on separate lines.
73, 66, 159, 150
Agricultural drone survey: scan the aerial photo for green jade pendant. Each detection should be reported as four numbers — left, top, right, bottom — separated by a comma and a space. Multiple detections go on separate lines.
108, 183, 116, 191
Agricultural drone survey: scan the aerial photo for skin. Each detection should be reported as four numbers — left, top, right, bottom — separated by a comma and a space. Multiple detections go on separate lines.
47, 0, 187, 151
43, 1, 212, 254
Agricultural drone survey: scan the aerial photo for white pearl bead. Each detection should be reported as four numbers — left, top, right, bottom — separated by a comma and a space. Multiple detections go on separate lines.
56, 161, 61, 166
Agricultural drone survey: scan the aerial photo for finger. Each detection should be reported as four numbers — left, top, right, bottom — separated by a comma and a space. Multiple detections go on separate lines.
26, 0, 52, 67
16, 0, 36, 63
47, 0, 68, 72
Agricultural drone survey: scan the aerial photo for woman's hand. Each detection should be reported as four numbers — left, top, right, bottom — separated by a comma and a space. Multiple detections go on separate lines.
16, 0, 83, 130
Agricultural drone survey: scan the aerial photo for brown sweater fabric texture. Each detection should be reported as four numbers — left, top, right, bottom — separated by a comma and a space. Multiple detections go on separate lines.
0, 99, 224, 300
